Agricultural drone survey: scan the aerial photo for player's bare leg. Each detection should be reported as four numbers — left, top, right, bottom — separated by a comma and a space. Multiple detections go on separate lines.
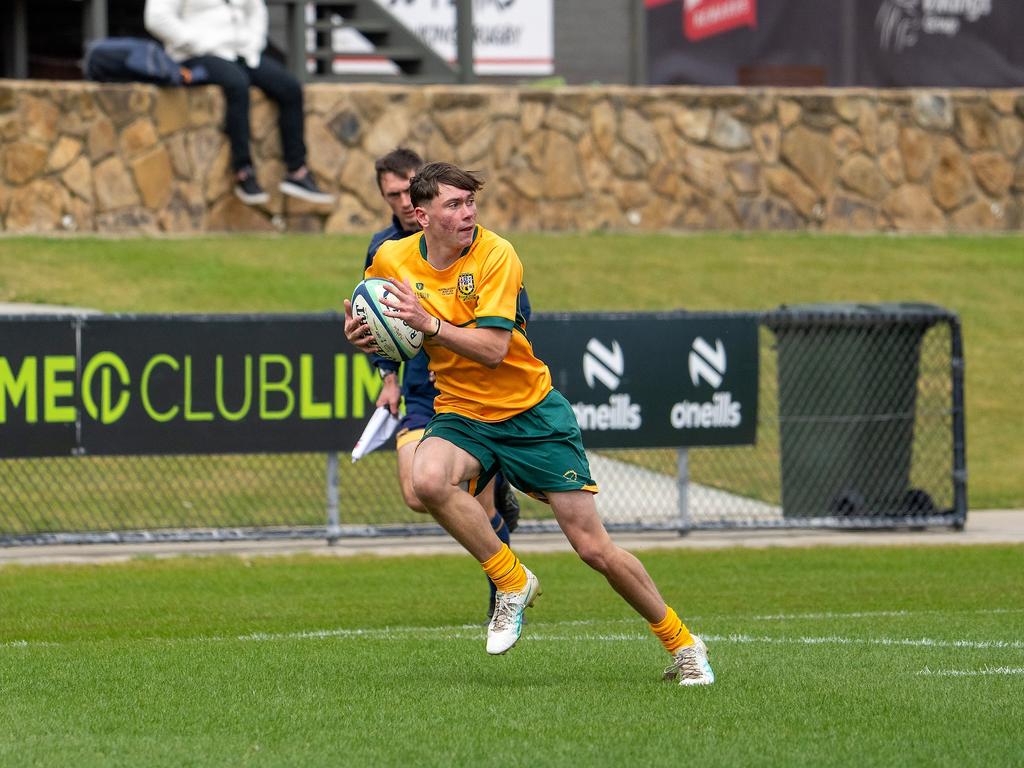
548, 489, 714, 684
412, 437, 502, 560
395, 439, 427, 513
547, 489, 666, 621
413, 437, 539, 654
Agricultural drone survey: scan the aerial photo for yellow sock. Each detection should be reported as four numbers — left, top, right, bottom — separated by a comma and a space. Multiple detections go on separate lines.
650, 606, 694, 654
481, 544, 527, 592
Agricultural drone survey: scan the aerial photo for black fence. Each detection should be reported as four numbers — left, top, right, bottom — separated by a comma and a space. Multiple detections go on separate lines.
0, 305, 965, 545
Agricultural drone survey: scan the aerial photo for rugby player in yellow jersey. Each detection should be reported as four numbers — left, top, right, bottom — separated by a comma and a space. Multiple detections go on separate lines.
342, 162, 714, 685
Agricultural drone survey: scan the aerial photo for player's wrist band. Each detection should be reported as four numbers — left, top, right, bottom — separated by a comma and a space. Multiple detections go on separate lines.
424, 315, 442, 338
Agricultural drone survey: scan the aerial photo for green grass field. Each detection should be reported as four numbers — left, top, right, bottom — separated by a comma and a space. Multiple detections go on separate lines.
2, 234, 1020, 766
1, 233, 1020, 510
1, 545, 1022, 767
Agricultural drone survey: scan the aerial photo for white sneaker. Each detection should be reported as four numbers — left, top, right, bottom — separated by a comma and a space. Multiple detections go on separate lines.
663, 635, 715, 686
486, 567, 540, 655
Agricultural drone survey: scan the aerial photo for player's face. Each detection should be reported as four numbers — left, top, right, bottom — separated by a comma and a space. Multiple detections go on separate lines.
379, 171, 419, 231
422, 184, 477, 250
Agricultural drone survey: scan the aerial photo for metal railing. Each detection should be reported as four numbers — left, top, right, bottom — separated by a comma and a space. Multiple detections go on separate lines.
265, 0, 470, 83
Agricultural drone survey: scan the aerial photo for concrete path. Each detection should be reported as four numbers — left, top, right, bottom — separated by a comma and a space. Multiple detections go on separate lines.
1, 510, 1021, 567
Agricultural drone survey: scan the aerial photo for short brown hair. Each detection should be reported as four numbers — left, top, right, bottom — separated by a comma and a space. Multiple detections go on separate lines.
374, 147, 423, 191
410, 162, 484, 208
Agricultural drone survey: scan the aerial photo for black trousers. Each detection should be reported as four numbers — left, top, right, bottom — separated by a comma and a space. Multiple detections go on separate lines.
185, 53, 306, 173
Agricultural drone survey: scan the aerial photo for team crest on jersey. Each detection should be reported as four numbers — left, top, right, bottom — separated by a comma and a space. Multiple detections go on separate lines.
457, 272, 476, 298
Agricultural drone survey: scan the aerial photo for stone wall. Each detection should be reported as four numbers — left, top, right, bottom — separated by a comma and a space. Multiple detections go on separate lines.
1, 80, 1022, 234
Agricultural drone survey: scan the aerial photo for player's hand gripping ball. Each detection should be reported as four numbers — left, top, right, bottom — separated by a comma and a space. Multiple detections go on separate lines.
350, 278, 424, 362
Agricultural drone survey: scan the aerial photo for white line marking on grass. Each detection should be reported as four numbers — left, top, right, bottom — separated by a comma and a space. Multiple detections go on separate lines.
524, 634, 648, 642
0, 639, 59, 648
491, 633, 1024, 651
749, 609, 912, 621
240, 626, 1024, 651
233, 618, 645, 643
917, 666, 1024, 677
699, 633, 1024, 651
745, 608, 1022, 622
236, 624, 487, 642
4, 611, 1022, 651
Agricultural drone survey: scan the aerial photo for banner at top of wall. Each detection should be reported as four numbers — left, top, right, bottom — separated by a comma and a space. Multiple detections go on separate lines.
647, 0, 1024, 87
320, 0, 553, 77
0, 312, 758, 458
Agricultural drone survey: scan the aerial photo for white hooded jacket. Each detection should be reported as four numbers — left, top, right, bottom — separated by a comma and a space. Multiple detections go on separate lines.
144, 0, 268, 69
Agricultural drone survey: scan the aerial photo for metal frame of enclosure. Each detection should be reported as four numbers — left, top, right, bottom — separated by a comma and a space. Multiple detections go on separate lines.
0, 306, 966, 546
1, 0, 478, 83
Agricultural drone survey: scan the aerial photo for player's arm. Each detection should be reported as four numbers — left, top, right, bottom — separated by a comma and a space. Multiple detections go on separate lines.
376, 366, 401, 415
379, 278, 510, 368
431, 324, 510, 369
431, 241, 519, 366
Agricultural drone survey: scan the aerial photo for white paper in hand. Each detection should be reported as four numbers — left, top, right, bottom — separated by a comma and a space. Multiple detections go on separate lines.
351, 406, 400, 462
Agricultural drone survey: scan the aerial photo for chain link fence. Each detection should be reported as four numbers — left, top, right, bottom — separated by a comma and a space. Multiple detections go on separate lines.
0, 305, 965, 545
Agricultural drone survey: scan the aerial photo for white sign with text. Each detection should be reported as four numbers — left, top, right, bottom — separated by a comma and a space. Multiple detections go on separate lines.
315, 0, 554, 76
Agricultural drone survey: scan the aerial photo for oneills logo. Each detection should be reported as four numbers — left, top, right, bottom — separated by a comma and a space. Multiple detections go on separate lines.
672, 336, 742, 430
688, 337, 726, 388
583, 338, 623, 391
573, 338, 641, 431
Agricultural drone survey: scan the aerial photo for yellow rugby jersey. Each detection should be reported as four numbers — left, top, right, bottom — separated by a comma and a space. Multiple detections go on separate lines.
366, 226, 552, 422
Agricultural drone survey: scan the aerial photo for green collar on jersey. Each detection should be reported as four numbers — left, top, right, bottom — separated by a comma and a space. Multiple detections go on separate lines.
419, 226, 479, 262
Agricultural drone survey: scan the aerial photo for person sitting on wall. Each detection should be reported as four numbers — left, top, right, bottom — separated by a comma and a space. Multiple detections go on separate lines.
144, 0, 334, 207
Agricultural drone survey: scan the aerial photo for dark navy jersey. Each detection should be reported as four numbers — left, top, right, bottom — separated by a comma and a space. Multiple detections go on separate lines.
366, 215, 413, 270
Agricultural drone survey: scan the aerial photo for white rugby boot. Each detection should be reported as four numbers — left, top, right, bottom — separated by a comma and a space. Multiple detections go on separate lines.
663, 635, 715, 686
486, 567, 540, 655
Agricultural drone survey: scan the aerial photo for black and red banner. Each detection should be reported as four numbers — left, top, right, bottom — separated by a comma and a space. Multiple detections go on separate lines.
682, 0, 758, 42
647, 0, 1024, 87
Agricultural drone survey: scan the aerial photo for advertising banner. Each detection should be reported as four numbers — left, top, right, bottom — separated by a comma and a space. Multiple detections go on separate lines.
529, 312, 759, 449
646, 0, 839, 86
0, 313, 759, 457
859, 0, 1024, 87
0, 317, 78, 458
79, 315, 384, 456
0, 315, 379, 457
684, 0, 758, 42
646, 0, 1024, 86
325, 0, 553, 76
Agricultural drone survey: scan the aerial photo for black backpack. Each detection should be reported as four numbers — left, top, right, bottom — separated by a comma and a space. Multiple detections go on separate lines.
83, 37, 207, 85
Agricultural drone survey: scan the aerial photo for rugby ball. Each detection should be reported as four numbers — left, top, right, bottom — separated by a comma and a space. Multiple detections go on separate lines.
350, 278, 424, 362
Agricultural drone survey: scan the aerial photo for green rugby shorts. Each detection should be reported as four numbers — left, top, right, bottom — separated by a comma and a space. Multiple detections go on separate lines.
422, 390, 598, 502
